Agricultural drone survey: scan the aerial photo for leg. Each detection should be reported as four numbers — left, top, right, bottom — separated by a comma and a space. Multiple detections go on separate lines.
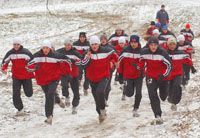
22, 79, 33, 97
12, 78, 23, 111
169, 76, 182, 105
104, 71, 113, 101
146, 77, 161, 117
134, 77, 143, 109
41, 81, 58, 117
124, 79, 134, 97
159, 80, 169, 101
61, 76, 70, 98
90, 82, 100, 114
70, 77, 80, 107
83, 69, 90, 90
95, 79, 109, 111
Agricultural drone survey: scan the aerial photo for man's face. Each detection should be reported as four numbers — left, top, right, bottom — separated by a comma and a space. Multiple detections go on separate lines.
151, 25, 155, 28
149, 43, 158, 53
79, 36, 86, 43
168, 43, 176, 51
116, 29, 123, 36
90, 43, 99, 52
161, 6, 165, 10
13, 43, 21, 51
162, 29, 168, 34
119, 42, 125, 48
153, 33, 159, 38
179, 40, 184, 45
185, 28, 190, 31
100, 38, 107, 45
130, 41, 139, 49
65, 44, 72, 51
42, 47, 51, 55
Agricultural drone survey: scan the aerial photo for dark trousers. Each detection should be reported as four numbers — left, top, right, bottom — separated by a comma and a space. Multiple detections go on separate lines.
124, 77, 143, 109
61, 76, 80, 107
146, 77, 169, 117
182, 64, 190, 85
41, 81, 58, 117
168, 76, 182, 105
78, 65, 89, 90
90, 78, 108, 114
12, 78, 33, 111
104, 70, 113, 101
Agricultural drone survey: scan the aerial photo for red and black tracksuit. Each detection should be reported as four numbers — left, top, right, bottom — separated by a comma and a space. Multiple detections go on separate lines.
118, 45, 143, 110
100, 43, 115, 101
73, 40, 90, 90
114, 44, 127, 82
1, 46, 34, 111
139, 47, 172, 117
27, 50, 71, 117
145, 26, 156, 41
56, 47, 82, 107
180, 29, 194, 44
177, 41, 193, 86
160, 30, 176, 41
108, 32, 128, 47
167, 48, 193, 105
82, 47, 118, 114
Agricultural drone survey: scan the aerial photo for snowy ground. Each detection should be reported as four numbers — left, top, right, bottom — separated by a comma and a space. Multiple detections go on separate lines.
0, 0, 200, 138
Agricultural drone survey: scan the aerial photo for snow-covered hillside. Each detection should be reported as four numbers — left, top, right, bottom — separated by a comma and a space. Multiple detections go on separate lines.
0, 0, 200, 138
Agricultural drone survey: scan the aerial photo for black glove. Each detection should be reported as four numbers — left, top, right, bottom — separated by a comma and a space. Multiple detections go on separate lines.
191, 66, 197, 74
118, 73, 124, 84
157, 74, 164, 84
132, 63, 140, 70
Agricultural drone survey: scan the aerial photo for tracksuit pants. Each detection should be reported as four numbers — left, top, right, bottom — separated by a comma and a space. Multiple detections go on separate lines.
12, 78, 33, 111
61, 75, 80, 107
41, 81, 58, 117
78, 65, 89, 90
90, 78, 109, 114
124, 77, 143, 109
168, 76, 182, 105
146, 77, 169, 117
182, 64, 190, 86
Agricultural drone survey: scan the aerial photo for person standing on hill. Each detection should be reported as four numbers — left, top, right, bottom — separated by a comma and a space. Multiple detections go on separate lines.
156, 5, 169, 28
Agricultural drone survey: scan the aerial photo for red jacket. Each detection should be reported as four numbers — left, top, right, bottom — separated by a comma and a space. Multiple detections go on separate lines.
146, 26, 155, 36
167, 49, 192, 80
108, 32, 128, 47
1, 46, 34, 80
56, 48, 82, 78
177, 42, 193, 59
27, 50, 71, 86
160, 31, 176, 41
180, 29, 194, 43
82, 47, 118, 82
139, 47, 172, 80
73, 40, 90, 55
118, 45, 141, 79
115, 44, 127, 55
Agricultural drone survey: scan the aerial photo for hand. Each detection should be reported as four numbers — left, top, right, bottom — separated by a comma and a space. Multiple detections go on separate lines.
132, 63, 140, 70
115, 61, 119, 69
110, 62, 114, 69
191, 66, 197, 74
86, 51, 92, 59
